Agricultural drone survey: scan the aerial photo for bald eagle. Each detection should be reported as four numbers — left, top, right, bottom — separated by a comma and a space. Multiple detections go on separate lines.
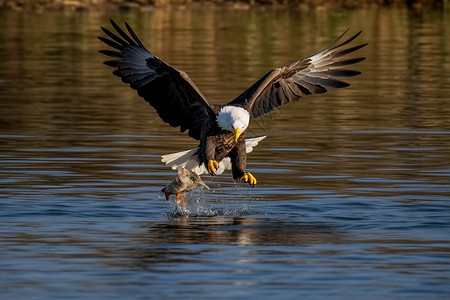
99, 19, 367, 187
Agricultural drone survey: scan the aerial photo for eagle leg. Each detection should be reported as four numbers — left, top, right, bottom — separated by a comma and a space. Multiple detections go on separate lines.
207, 160, 219, 175
242, 172, 257, 187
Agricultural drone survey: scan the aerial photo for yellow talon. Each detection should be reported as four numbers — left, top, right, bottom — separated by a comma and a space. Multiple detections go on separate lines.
208, 160, 219, 175
242, 172, 257, 187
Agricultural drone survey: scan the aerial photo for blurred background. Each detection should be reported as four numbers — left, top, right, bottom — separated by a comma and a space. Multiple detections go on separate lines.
0, 0, 448, 11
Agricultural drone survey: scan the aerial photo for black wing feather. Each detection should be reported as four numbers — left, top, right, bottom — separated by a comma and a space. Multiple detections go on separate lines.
228, 30, 367, 118
98, 19, 216, 140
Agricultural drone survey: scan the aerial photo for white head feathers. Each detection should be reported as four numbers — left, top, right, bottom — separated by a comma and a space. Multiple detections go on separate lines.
216, 106, 250, 132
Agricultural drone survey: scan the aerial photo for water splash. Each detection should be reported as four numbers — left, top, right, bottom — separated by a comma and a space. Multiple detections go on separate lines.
165, 188, 217, 217
163, 185, 264, 218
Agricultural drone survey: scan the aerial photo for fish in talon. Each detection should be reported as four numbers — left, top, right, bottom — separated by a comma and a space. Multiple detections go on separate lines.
161, 168, 209, 207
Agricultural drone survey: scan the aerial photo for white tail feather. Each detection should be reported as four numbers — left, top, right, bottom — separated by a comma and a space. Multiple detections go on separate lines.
244, 135, 266, 153
161, 136, 266, 175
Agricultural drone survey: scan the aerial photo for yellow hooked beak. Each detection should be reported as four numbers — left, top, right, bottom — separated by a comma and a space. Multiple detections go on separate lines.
234, 128, 241, 142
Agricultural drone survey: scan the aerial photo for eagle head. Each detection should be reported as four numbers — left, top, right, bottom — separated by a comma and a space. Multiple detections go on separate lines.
216, 106, 250, 142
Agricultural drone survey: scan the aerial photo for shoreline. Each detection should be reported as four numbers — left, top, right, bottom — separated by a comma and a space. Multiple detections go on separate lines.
0, 0, 446, 12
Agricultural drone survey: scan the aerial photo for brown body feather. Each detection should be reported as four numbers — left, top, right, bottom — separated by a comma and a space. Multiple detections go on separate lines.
201, 130, 247, 179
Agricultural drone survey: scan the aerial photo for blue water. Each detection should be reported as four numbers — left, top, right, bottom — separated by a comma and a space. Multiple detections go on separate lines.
1, 8, 450, 300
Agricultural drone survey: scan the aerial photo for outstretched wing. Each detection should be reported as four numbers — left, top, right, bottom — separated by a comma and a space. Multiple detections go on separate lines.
98, 19, 216, 140
227, 30, 367, 118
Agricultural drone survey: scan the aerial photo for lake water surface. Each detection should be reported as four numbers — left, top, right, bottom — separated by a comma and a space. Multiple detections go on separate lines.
1, 7, 450, 299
